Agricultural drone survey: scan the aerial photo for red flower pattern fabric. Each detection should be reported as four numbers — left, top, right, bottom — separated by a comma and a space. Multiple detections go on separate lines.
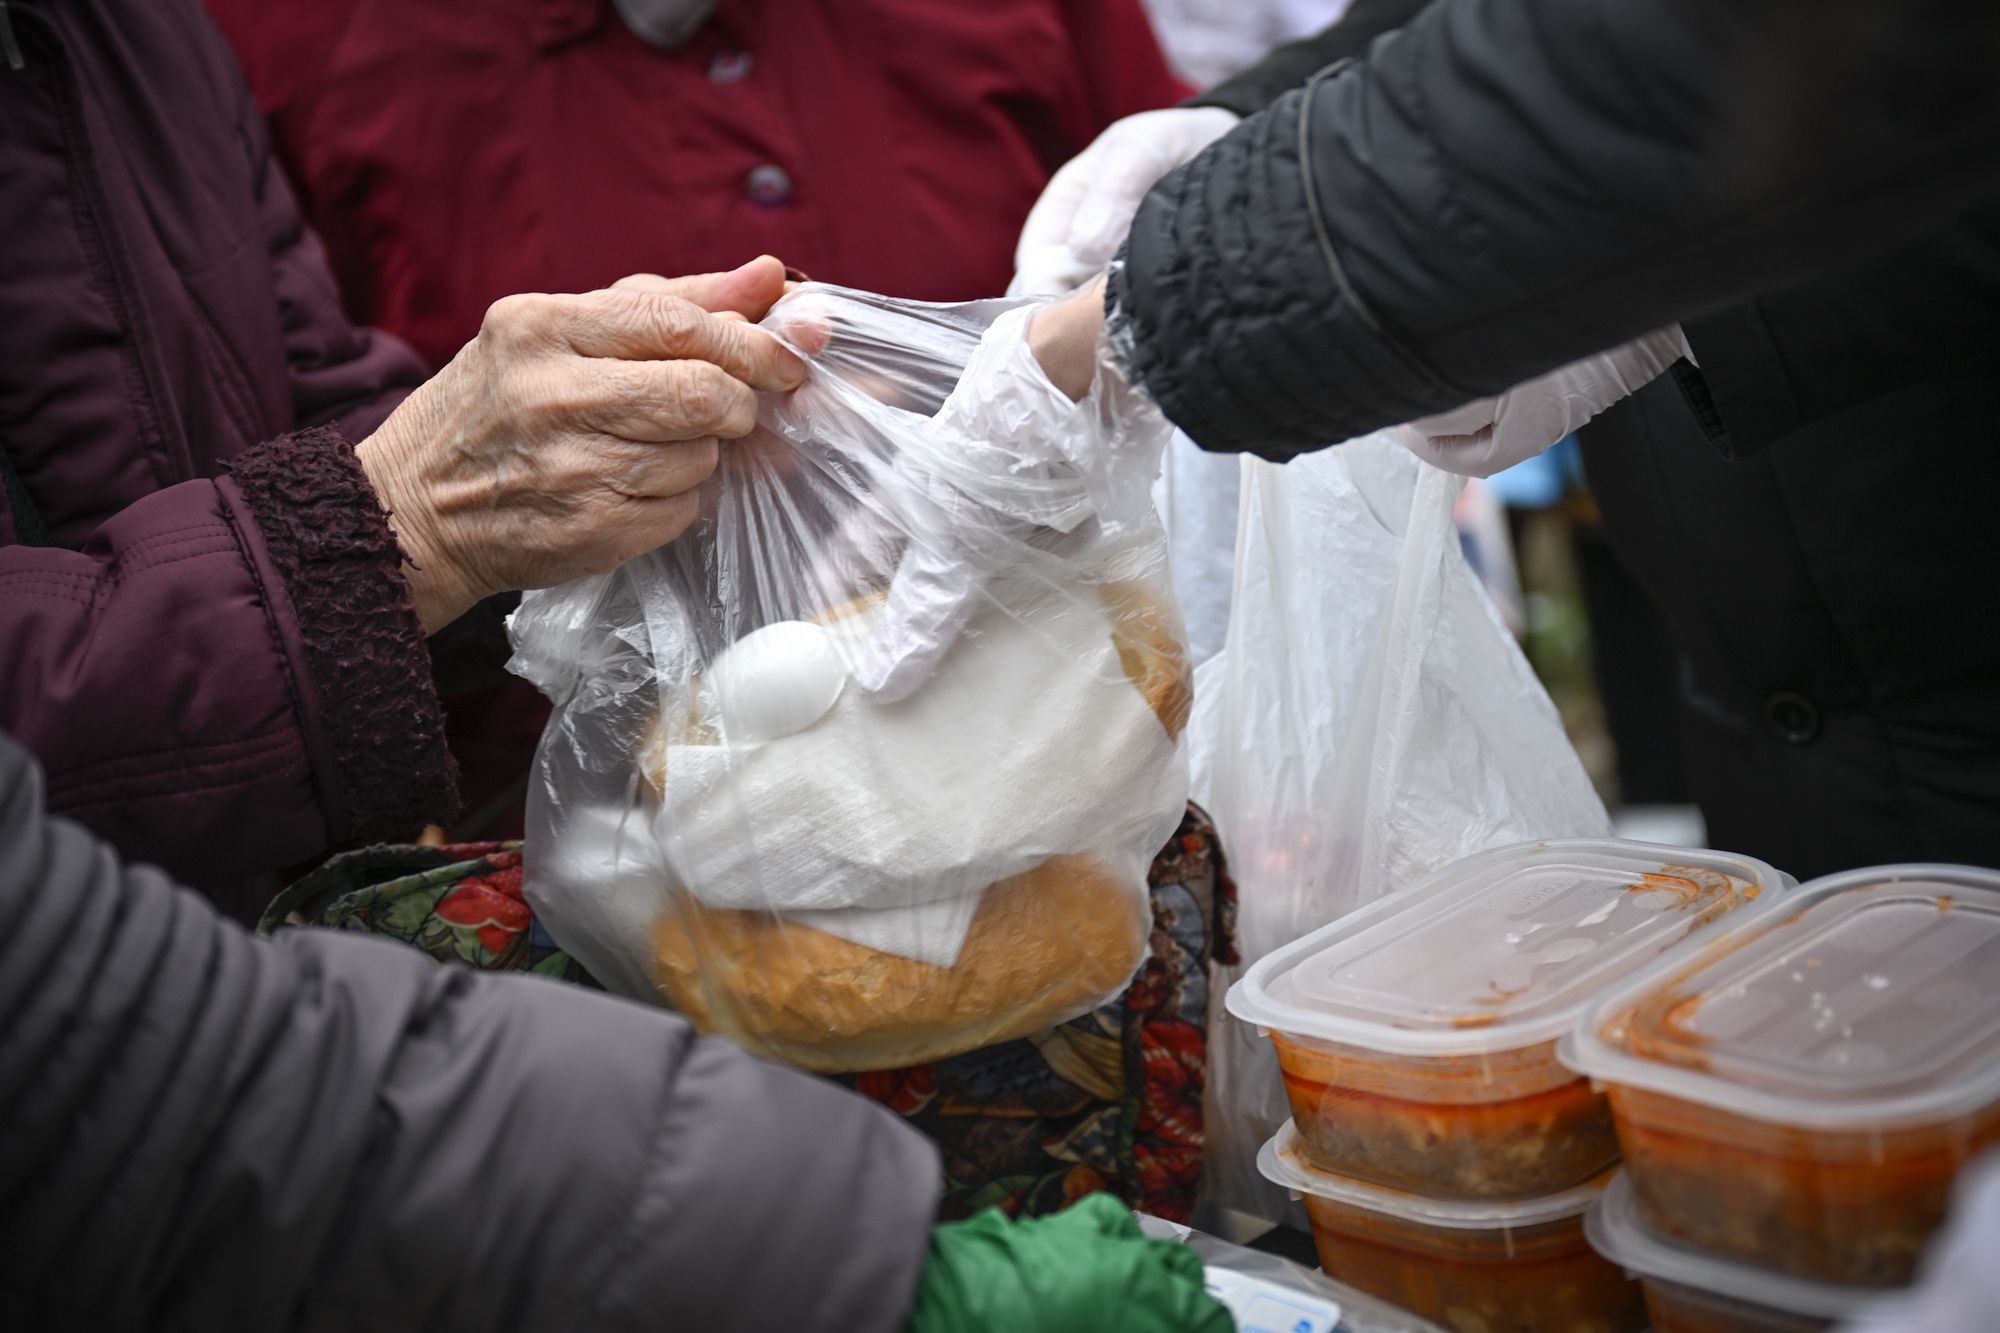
263, 806, 1238, 1221
432, 856, 533, 955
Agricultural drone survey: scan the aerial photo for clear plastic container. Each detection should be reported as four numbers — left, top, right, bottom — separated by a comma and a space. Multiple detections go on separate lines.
1227, 840, 1783, 1198
1562, 864, 2000, 1286
1584, 1172, 1893, 1333
1259, 1121, 1645, 1333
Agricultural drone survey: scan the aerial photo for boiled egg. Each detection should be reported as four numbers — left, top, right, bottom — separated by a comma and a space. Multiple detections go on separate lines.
700, 620, 850, 744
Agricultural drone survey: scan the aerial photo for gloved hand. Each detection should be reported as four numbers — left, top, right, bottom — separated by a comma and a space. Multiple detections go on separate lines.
839, 298, 1172, 702
904, 1195, 1235, 1333
1400, 326, 1693, 477
1009, 107, 1241, 298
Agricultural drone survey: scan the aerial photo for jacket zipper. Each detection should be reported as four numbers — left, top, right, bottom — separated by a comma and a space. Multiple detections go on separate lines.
6, 1, 188, 488
0, 3, 25, 71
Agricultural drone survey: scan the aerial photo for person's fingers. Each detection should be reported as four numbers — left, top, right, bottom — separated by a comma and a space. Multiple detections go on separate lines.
612, 254, 789, 319
565, 289, 806, 391
762, 290, 835, 358
610, 273, 677, 295
1410, 394, 1501, 437
602, 435, 722, 502
599, 490, 706, 569
572, 357, 761, 441
1396, 423, 1510, 478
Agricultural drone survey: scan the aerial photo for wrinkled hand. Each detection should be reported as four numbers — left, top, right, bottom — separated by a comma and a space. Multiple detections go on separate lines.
1010, 107, 1240, 298
1401, 326, 1691, 477
904, 1196, 1234, 1333
358, 257, 805, 632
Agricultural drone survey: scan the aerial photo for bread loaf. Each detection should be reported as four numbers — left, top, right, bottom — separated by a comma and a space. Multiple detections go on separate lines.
644, 578, 1188, 1071
650, 854, 1151, 1072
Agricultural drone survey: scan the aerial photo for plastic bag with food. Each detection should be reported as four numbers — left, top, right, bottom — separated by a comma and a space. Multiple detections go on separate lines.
507, 284, 1192, 1073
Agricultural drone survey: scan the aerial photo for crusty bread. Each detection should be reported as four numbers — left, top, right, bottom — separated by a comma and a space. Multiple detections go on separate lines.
640, 577, 1186, 1071
1100, 579, 1193, 741
649, 853, 1151, 1072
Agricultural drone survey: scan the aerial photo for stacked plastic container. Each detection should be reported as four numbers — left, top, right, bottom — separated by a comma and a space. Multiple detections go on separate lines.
1585, 1174, 1881, 1333
1229, 839, 1787, 1333
1564, 864, 2000, 1332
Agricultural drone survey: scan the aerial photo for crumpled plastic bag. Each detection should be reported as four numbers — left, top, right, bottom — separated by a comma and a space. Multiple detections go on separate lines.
508, 285, 1192, 1074
1186, 429, 1612, 1220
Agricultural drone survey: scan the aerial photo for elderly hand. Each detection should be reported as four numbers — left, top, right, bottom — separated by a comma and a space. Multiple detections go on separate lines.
357, 257, 805, 632
1009, 107, 1240, 298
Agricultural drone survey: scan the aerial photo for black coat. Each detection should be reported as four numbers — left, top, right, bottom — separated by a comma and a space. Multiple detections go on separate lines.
1581, 210, 2000, 878
1113, 0, 2000, 458
1156, 0, 2000, 876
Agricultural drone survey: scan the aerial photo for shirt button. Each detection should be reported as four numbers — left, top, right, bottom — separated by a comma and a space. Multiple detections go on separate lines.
745, 163, 793, 208
1764, 691, 1821, 744
708, 50, 753, 83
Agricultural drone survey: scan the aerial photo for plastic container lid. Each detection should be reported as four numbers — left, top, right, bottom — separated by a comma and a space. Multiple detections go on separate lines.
1562, 864, 2000, 1132
1259, 1120, 1607, 1229
1585, 1172, 1895, 1321
1227, 839, 1784, 1058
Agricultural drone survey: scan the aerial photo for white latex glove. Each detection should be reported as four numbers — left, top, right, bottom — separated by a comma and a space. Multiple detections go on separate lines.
1009, 107, 1241, 298
1400, 326, 1693, 478
847, 305, 1174, 700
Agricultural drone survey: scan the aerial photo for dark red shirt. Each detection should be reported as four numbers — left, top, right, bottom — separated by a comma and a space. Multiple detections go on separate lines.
206, 0, 1189, 369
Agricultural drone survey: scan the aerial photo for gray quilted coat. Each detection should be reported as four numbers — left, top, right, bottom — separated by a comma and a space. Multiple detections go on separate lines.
0, 734, 940, 1332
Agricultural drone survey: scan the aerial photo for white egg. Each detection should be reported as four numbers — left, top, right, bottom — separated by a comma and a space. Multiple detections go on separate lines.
702, 620, 850, 744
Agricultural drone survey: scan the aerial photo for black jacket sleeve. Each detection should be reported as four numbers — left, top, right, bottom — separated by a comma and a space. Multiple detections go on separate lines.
1186, 0, 1430, 116
1115, 0, 2000, 458
0, 734, 939, 1333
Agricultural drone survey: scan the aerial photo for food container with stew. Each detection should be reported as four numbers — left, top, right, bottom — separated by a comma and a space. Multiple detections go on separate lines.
1562, 864, 2000, 1286
1227, 839, 1783, 1199
1584, 1172, 1893, 1333
1259, 1121, 1645, 1333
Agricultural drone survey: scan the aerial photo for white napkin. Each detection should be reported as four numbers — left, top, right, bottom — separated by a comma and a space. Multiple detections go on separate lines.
655, 592, 1187, 966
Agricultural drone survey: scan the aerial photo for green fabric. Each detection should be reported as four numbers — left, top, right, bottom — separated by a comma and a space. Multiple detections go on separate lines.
904, 1195, 1233, 1333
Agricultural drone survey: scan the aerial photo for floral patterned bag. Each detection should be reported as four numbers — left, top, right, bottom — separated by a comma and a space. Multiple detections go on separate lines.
261, 806, 1234, 1222
260, 843, 596, 986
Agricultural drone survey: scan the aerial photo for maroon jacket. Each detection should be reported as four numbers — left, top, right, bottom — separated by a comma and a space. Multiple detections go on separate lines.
0, 0, 454, 910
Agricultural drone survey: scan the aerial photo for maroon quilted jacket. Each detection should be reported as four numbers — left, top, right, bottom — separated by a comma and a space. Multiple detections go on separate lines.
0, 0, 455, 913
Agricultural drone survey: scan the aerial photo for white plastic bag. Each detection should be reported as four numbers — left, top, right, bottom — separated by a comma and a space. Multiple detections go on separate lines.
509, 285, 1193, 1074
1155, 429, 1241, 666
1187, 429, 1611, 1219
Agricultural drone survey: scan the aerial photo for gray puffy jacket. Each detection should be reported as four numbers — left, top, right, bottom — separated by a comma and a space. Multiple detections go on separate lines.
1113, 0, 2000, 458
0, 734, 939, 1332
